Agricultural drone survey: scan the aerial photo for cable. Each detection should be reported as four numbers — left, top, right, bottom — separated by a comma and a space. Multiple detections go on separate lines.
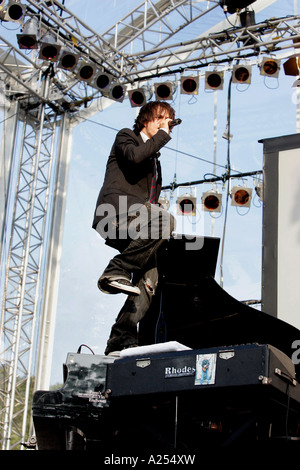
85, 118, 233, 171
76, 344, 95, 354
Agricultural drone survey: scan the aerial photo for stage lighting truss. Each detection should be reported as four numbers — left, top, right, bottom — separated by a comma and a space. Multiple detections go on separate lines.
5, 1, 300, 113
205, 71, 224, 90
128, 86, 153, 107
202, 190, 222, 212
1, 0, 25, 23
260, 57, 281, 78
230, 185, 252, 208
154, 81, 177, 100
180, 76, 199, 95
176, 188, 197, 216
232, 64, 252, 84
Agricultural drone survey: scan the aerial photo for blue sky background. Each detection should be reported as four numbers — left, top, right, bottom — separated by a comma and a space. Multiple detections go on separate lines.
6, 0, 296, 386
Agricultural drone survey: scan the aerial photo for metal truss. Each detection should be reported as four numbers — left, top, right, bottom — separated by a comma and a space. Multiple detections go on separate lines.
101, 0, 220, 52
127, 14, 300, 79
0, 0, 299, 114
0, 76, 71, 449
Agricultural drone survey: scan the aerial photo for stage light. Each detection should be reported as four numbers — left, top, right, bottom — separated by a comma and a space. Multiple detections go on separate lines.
292, 78, 300, 87
176, 193, 197, 216
201, 190, 222, 212
219, 0, 256, 14
158, 196, 170, 211
39, 32, 61, 62
180, 76, 199, 95
58, 49, 79, 71
255, 182, 263, 202
93, 72, 113, 95
205, 71, 224, 90
260, 57, 280, 78
239, 9, 255, 27
76, 60, 96, 82
128, 87, 153, 107
283, 55, 300, 76
232, 64, 251, 84
109, 82, 127, 102
154, 82, 176, 100
230, 185, 252, 207
2, 1, 25, 23
17, 16, 39, 49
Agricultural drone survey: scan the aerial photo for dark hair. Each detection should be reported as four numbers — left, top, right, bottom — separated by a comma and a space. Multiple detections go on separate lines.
133, 100, 175, 135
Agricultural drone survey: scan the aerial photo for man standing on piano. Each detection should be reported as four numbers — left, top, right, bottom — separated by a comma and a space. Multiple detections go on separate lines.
92, 101, 176, 356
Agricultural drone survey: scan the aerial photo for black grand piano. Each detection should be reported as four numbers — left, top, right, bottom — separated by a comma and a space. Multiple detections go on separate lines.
32, 236, 300, 451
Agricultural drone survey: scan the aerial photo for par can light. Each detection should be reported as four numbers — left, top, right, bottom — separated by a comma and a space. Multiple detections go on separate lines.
202, 191, 222, 212
58, 50, 79, 71
76, 61, 96, 82
39, 33, 61, 61
129, 88, 147, 107
154, 82, 176, 100
109, 82, 127, 102
230, 186, 252, 207
17, 17, 39, 49
232, 65, 251, 84
180, 76, 199, 95
260, 57, 280, 78
94, 72, 113, 94
3, 1, 25, 23
205, 71, 224, 90
176, 194, 197, 216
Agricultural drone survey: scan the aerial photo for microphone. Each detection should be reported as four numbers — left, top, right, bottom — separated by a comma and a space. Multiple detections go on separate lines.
169, 118, 182, 127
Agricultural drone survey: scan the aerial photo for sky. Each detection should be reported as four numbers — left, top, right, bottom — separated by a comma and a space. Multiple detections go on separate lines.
0, 0, 299, 386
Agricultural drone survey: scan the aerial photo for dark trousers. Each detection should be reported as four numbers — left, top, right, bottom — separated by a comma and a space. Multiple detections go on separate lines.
99, 202, 175, 354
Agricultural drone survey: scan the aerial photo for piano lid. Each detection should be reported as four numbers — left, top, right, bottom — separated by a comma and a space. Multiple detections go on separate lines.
141, 236, 300, 378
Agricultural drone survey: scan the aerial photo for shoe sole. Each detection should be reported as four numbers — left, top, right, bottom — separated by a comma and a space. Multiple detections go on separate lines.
97, 279, 119, 294
109, 280, 140, 295
98, 279, 140, 296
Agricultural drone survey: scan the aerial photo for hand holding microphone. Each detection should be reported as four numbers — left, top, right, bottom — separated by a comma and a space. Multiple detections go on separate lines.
169, 118, 182, 128
158, 117, 182, 133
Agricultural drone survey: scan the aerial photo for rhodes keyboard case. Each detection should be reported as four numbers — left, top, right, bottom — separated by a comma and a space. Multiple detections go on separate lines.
106, 343, 300, 402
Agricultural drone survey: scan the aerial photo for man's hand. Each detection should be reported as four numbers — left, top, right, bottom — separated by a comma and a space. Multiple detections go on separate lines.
158, 117, 172, 133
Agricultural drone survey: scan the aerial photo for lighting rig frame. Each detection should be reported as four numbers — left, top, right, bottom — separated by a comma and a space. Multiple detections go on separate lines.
0, 1, 299, 112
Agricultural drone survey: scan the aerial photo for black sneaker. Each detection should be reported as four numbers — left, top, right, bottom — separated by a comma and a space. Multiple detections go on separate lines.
98, 277, 140, 296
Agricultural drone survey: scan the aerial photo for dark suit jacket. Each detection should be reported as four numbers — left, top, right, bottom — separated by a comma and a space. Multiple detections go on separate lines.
92, 127, 171, 230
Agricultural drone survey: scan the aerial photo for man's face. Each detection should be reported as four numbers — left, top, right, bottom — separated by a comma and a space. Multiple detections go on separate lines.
142, 108, 171, 139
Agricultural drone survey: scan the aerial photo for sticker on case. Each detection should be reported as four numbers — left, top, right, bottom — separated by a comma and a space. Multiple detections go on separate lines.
195, 353, 217, 385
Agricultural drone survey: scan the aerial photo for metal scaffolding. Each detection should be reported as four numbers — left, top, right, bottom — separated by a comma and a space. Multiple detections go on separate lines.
0, 0, 299, 450
0, 77, 72, 449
